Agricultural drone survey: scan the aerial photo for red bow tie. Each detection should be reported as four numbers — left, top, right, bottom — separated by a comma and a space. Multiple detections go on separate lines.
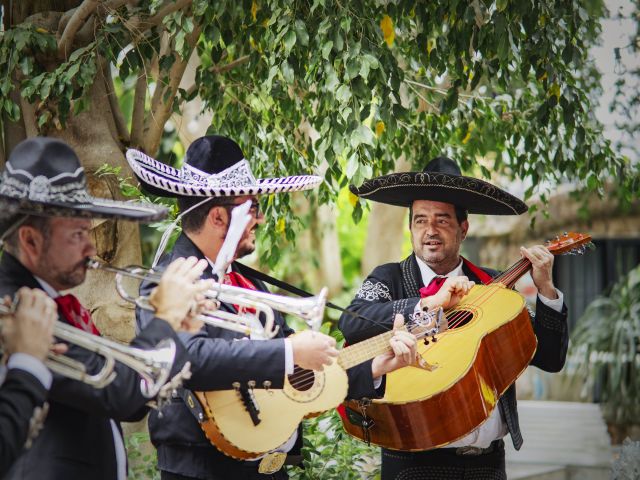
54, 294, 100, 336
223, 271, 258, 314
418, 276, 447, 298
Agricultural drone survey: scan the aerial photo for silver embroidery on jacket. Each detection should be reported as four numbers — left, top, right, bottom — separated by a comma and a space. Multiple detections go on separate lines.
355, 280, 392, 301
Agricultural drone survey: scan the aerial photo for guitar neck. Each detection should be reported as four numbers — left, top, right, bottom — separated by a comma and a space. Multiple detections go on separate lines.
491, 258, 532, 288
337, 330, 396, 371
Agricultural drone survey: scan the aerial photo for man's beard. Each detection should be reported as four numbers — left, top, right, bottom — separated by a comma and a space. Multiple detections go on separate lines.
39, 254, 87, 290
230, 225, 257, 259
236, 241, 256, 258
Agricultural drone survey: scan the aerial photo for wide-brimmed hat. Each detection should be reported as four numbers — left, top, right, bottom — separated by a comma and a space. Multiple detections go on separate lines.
0, 137, 167, 221
127, 135, 322, 197
126, 135, 322, 198
350, 156, 528, 215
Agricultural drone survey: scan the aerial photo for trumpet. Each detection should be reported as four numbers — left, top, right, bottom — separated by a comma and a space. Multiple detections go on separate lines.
87, 260, 328, 338
0, 301, 176, 398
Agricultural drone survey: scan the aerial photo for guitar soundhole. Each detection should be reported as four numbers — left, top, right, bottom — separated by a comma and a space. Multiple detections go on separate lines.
445, 309, 474, 329
288, 366, 316, 391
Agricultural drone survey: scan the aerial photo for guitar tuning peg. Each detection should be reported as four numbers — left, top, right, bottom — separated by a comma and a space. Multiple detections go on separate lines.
563, 231, 568, 236
555, 236, 560, 241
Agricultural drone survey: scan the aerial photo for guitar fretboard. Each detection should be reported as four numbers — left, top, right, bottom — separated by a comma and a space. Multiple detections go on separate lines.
337, 330, 396, 370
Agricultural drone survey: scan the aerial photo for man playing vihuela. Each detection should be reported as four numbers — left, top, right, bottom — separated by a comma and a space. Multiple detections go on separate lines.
339, 157, 569, 480
127, 134, 418, 479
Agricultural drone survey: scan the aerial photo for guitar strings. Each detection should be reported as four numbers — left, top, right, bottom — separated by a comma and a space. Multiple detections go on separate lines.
286, 260, 535, 389
288, 242, 581, 390
444, 259, 532, 330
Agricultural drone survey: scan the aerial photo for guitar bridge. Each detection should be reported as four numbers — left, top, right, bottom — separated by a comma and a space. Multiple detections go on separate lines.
233, 381, 261, 426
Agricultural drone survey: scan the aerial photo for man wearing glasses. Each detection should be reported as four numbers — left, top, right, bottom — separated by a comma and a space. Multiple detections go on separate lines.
129, 135, 417, 480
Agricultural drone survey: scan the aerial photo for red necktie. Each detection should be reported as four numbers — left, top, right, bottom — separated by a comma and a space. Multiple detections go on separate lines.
54, 294, 101, 336
223, 271, 258, 314
419, 276, 447, 298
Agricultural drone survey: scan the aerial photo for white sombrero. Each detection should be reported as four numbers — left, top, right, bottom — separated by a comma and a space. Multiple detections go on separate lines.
126, 135, 322, 198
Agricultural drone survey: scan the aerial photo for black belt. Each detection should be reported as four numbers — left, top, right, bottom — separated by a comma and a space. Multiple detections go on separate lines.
242, 454, 303, 468
448, 441, 499, 456
383, 439, 503, 459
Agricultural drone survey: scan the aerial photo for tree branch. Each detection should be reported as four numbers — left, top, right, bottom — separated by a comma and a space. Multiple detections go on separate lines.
143, 24, 201, 154
100, 57, 130, 144
126, 0, 193, 39
213, 55, 250, 75
130, 70, 147, 148
183, 55, 250, 98
19, 96, 38, 138
58, 0, 100, 59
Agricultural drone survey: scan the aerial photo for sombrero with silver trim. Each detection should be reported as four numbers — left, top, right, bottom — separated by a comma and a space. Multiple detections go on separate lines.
126, 135, 322, 198
350, 156, 528, 215
0, 137, 167, 221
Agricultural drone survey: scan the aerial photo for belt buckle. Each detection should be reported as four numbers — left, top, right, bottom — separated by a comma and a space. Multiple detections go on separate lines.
455, 446, 484, 456
258, 452, 287, 474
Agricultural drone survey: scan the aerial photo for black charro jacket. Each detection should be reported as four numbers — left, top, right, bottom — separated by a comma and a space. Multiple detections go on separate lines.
137, 233, 382, 479
339, 253, 569, 451
0, 252, 189, 480
0, 368, 48, 477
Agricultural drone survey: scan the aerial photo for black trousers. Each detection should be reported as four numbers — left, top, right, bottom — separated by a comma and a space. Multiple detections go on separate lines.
381, 440, 506, 480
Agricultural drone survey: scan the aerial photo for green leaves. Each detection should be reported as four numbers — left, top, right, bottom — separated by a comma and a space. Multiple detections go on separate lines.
350, 125, 375, 149
2, 0, 635, 270
570, 265, 640, 425
283, 30, 297, 53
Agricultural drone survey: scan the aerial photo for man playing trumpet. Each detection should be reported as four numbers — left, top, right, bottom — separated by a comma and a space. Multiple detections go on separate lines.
0, 137, 208, 479
128, 135, 418, 479
0, 288, 58, 475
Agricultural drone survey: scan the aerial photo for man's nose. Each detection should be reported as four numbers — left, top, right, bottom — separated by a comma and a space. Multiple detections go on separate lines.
423, 221, 438, 236
85, 239, 97, 257
255, 211, 265, 225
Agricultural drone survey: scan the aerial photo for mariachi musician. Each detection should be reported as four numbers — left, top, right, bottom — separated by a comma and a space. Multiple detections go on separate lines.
128, 134, 417, 479
0, 137, 208, 479
339, 157, 569, 480
0, 288, 57, 476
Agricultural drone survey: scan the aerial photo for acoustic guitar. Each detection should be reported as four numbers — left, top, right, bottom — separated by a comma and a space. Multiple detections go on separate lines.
340, 232, 592, 451
194, 308, 444, 460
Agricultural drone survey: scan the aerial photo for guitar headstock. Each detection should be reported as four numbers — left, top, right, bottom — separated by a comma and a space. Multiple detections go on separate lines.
545, 232, 593, 256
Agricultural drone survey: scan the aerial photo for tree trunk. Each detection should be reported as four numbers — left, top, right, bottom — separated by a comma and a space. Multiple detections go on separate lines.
2, 1, 142, 342
361, 156, 411, 276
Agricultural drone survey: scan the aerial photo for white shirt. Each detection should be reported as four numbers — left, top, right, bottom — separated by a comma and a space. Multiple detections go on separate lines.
412, 256, 564, 448
0, 353, 52, 392
34, 277, 126, 480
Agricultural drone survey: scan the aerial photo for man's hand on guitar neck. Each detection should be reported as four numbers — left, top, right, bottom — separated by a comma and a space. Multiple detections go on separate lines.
371, 314, 418, 377
520, 245, 559, 300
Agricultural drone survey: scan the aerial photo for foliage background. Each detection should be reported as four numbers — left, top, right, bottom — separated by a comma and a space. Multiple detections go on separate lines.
1, 0, 639, 478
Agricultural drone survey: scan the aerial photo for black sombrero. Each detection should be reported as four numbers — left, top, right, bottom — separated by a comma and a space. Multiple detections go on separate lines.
350, 156, 528, 215
0, 137, 167, 221
126, 135, 322, 198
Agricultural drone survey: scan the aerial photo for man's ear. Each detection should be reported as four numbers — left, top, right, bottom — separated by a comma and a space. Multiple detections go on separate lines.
17, 226, 42, 261
460, 219, 469, 240
207, 206, 228, 228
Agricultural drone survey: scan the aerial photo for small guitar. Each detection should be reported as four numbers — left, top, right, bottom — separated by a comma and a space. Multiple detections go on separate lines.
340, 232, 592, 451
194, 310, 444, 460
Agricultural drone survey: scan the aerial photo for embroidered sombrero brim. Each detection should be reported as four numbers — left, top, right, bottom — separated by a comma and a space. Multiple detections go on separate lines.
350, 171, 528, 215
126, 149, 322, 198
0, 190, 168, 222
0, 138, 168, 222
